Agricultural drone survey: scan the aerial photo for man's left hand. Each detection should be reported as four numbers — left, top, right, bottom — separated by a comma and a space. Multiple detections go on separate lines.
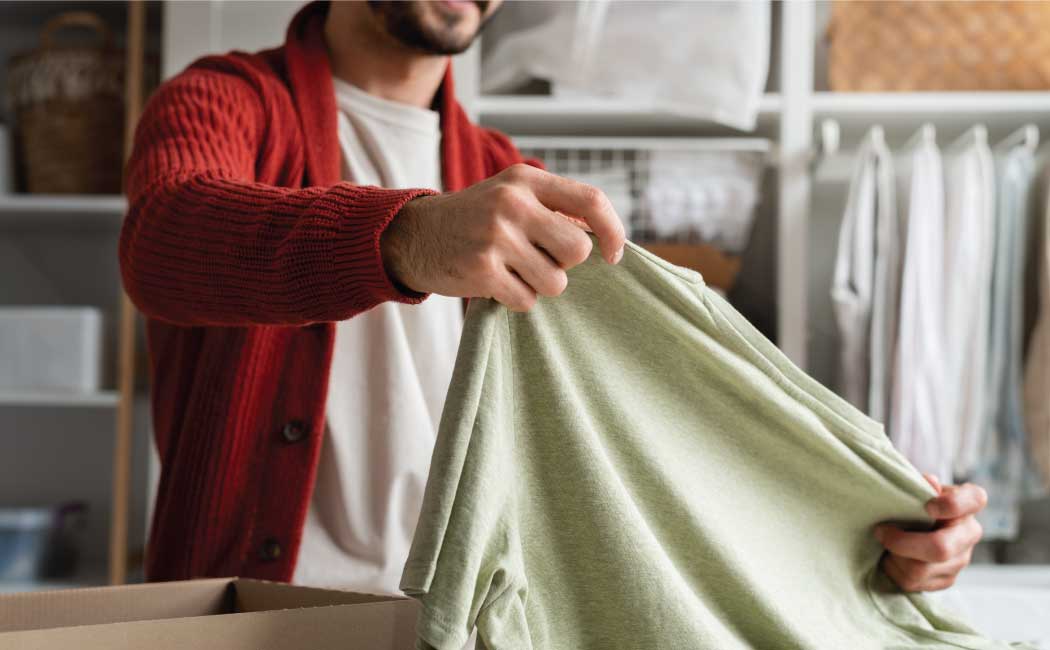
874, 474, 987, 592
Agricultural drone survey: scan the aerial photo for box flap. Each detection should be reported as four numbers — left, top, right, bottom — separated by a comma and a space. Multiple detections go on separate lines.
232, 579, 405, 612
0, 578, 235, 633
0, 594, 419, 649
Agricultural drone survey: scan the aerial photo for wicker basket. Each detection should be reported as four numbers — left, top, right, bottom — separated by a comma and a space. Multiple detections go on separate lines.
827, 1, 1050, 92
7, 12, 125, 194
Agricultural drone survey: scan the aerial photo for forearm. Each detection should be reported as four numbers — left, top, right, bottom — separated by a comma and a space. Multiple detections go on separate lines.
121, 173, 434, 326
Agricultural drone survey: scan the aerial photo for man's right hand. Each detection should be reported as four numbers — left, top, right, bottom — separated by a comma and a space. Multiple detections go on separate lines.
381, 163, 626, 312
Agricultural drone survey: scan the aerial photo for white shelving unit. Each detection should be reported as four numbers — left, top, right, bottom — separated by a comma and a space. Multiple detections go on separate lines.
0, 1, 154, 591
0, 191, 131, 592
455, 0, 1050, 374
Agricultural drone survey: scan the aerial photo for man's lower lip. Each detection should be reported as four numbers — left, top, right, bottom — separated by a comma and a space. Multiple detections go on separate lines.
439, 0, 478, 12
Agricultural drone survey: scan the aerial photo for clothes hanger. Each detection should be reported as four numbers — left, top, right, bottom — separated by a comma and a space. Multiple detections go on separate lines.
946, 124, 988, 153
867, 124, 886, 150
902, 123, 937, 153
994, 123, 1039, 155
809, 118, 841, 170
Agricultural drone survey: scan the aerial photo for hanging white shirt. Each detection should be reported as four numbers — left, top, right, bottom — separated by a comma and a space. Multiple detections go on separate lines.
292, 78, 464, 594
941, 133, 996, 479
831, 128, 897, 421
890, 133, 951, 480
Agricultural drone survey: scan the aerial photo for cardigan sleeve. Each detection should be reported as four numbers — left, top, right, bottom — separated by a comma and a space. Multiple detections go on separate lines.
120, 67, 434, 327
481, 127, 546, 173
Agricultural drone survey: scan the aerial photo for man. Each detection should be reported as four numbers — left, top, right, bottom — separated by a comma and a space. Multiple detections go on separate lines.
121, 0, 985, 596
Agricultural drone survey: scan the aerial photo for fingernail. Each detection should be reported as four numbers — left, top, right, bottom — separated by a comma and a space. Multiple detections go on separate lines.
925, 501, 941, 518
612, 247, 624, 264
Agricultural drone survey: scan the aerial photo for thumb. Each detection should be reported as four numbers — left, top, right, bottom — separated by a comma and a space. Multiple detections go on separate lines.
923, 473, 943, 494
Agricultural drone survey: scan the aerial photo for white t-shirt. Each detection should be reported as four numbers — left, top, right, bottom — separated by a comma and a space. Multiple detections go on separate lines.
292, 78, 464, 594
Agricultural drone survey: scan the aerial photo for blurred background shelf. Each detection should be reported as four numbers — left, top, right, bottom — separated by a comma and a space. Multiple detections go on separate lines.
476, 93, 782, 136
0, 390, 120, 408
811, 92, 1050, 137
812, 91, 1050, 114
0, 195, 126, 230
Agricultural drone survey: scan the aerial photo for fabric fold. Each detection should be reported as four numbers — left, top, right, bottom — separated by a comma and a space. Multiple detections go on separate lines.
402, 240, 1029, 650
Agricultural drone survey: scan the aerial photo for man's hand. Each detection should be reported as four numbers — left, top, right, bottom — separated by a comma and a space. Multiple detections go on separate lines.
875, 474, 987, 592
381, 164, 626, 312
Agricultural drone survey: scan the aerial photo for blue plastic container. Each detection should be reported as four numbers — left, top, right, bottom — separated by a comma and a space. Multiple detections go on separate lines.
0, 503, 86, 582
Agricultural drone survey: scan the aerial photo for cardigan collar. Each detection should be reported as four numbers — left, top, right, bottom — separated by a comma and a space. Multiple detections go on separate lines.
282, 1, 481, 191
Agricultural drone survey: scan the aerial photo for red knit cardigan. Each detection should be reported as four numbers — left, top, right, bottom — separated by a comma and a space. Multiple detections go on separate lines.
121, 1, 526, 582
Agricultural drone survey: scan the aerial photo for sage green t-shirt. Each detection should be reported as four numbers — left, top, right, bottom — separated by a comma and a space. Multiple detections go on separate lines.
401, 241, 1031, 650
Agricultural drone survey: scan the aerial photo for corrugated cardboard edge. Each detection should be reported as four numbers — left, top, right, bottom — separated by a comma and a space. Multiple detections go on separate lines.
0, 578, 419, 650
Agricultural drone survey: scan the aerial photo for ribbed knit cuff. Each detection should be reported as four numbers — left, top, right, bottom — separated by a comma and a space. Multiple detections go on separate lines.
329, 183, 438, 308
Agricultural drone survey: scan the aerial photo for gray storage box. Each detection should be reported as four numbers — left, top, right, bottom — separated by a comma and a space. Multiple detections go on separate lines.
0, 307, 102, 393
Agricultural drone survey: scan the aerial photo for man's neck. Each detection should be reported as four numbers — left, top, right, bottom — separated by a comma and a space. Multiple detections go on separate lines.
324, 8, 448, 109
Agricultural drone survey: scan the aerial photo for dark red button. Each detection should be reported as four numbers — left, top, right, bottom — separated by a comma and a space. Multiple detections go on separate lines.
260, 538, 282, 561
280, 420, 307, 443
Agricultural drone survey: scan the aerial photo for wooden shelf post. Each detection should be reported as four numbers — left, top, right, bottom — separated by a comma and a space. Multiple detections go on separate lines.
109, 0, 145, 586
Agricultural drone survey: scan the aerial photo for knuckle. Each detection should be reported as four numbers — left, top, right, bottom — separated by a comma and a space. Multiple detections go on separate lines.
567, 235, 594, 265
895, 568, 922, 592
502, 163, 532, 183
562, 234, 596, 266
510, 293, 536, 313
930, 536, 954, 562
903, 577, 924, 592
491, 183, 523, 210
544, 269, 569, 297
905, 563, 929, 585
494, 189, 532, 226
583, 185, 610, 211
480, 213, 512, 247
471, 250, 500, 276
974, 484, 989, 509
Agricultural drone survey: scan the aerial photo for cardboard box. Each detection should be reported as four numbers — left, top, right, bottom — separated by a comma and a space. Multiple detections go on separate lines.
0, 578, 419, 649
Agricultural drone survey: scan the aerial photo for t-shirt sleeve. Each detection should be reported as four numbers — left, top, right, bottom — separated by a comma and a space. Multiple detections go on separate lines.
400, 299, 530, 650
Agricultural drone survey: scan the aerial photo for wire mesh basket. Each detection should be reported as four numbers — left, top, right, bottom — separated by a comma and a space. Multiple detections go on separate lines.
515, 137, 770, 290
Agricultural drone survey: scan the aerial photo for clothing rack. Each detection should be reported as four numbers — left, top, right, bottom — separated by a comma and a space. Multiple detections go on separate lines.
813, 119, 1041, 164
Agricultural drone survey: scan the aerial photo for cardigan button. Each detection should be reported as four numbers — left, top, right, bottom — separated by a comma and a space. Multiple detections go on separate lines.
260, 538, 282, 562
280, 420, 308, 443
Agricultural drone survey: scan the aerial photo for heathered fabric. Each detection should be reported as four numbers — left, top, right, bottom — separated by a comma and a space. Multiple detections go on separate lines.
402, 240, 1032, 650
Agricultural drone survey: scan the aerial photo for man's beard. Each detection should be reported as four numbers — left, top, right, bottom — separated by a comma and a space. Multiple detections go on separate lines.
366, 1, 492, 56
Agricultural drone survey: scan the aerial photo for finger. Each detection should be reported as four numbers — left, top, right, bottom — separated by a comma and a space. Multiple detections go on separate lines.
874, 518, 982, 563
524, 170, 626, 264
923, 473, 943, 494
926, 483, 988, 519
506, 236, 569, 298
881, 554, 929, 592
491, 268, 537, 313
882, 553, 966, 592
523, 207, 594, 269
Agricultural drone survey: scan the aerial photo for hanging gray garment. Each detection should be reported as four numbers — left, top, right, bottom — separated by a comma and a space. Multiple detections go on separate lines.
977, 146, 1046, 539
1026, 171, 1050, 487
942, 135, 997, 479
831, 133, 877, 412
867, 135, 901, 425
831, 129, 898, 421
401, 240, 1032, 650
